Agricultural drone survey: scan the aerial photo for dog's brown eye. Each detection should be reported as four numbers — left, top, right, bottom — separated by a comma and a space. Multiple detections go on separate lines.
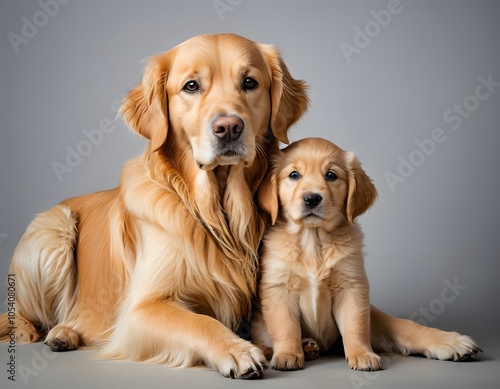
325, 171, 338, 181
289, 171, 301, 180
183, 80, 199, 93
242, 77, 258, 91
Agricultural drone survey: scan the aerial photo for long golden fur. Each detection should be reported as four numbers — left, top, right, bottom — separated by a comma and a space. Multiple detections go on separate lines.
251, 137, 480, 371
0, 33, 308, 379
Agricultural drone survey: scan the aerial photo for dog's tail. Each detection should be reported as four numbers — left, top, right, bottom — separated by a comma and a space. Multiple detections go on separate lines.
0, 204, 78, 343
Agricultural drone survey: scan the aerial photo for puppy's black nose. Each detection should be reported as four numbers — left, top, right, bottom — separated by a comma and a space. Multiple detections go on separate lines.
304, 193, 322, 209
212, 115, 244, 143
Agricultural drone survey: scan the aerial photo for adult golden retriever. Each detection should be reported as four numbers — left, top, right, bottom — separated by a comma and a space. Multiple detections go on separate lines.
252, 137, 480, 371
0, 33, 308, 379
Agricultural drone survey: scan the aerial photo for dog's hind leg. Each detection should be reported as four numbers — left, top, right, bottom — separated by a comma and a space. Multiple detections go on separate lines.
369, 305, 481, 362
0, 204, 78, 346
0, 313, 40, 343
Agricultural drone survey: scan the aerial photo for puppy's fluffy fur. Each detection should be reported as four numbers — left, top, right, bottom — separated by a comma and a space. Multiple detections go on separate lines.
252, 137, 480, 371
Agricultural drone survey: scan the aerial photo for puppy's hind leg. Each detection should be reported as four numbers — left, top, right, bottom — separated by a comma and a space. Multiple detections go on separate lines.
302, 338, 320, 361
370, 306, 481, 361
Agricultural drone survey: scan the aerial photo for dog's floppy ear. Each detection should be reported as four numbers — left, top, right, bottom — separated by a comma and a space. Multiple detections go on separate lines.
259, 44, 309, 144
257, 166, 279, 225
120, 53, 170, 152
346, 152, 378, 223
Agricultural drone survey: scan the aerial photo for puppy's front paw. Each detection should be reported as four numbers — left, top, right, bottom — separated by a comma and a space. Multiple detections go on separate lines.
271, 351, 305, 371
347, 351, 382, 371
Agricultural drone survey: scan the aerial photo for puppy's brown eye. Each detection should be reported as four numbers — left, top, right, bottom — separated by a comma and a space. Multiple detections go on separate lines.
289, 171, 301, 180
242, 77, 258, 91
325, 171, 337, 181
183, 80, 199, 93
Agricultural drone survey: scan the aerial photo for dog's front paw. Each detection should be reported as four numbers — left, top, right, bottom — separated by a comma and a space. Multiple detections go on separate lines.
424, 332, 482, 361
347, 351, 382, 371
271, 351, 305, 371
215, 339, 267, 379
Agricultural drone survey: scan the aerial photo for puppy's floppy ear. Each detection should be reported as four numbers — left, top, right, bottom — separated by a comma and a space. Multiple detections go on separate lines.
259, 44, 309, 145
257, 165, 279, 225
120, 53, 170, 152
346, 152, 378, 223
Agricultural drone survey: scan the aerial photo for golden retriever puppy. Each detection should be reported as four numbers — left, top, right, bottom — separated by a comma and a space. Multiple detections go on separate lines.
252, 137, 480, 371
0, 34, 309, 379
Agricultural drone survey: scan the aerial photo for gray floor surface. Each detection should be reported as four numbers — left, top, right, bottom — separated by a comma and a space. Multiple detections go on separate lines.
1, 331, 498, 389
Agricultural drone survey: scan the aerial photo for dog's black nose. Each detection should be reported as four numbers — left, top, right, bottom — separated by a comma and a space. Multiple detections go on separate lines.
212, 115, 244, 143
304, 193, 322, 208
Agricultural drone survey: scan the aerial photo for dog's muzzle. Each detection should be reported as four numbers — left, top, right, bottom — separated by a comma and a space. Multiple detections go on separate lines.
211, 114, 248, 166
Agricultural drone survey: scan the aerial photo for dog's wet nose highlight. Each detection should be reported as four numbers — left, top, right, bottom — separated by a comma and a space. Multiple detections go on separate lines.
212, 115, 244, 143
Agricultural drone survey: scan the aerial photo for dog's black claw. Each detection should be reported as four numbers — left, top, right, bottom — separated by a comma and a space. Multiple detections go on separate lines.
458, 345, 483, 361
44, 336, 79, 352
225, 367, 263, 380
241, 369, 263, 380
458, 349, 481, 361
44, 338, 71, 352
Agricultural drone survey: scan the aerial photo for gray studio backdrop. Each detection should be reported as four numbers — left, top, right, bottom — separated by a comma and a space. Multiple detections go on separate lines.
1, 0, 499, 338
